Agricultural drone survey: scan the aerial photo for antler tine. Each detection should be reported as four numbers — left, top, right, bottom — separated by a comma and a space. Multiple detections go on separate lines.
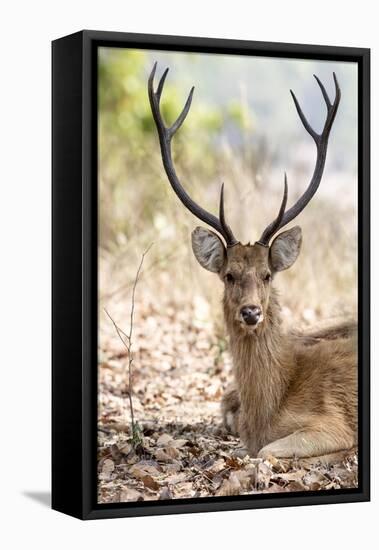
313, 74, 332, 108
156, 67, 169, 102
290, 89, 319, 143
148, 63, 238, 247
258, 73, 341, 245
169, 87, 195, 136
324, 72, 341, 134
258, 174, 288, 246
219, 183, 238, 246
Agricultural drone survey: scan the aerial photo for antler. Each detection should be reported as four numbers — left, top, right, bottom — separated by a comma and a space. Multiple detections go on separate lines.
258, 73, 341, 246
148, 63, 238, 247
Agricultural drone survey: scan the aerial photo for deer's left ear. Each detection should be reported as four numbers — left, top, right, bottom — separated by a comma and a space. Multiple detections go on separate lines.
269, 226, 302, 272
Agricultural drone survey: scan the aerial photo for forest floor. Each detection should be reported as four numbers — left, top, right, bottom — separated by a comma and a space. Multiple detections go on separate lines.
98, 298, 358, 504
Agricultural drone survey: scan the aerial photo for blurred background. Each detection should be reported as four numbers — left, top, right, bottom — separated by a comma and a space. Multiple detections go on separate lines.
98, 47, 358, 346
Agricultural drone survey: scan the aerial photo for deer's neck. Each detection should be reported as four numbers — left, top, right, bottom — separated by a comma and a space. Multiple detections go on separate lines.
224, 290, 294, 442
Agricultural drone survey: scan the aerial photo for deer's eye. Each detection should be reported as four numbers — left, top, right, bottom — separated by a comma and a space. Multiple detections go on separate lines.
264, 273, 272, 283
225, 273, 235, 284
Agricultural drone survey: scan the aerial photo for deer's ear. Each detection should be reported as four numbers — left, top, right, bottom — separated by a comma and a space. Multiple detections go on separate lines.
269, 226, 302, 272
191, 227, 226, 273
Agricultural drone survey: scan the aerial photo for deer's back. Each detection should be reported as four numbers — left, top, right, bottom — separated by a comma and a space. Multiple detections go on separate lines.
276, 328, 358, 441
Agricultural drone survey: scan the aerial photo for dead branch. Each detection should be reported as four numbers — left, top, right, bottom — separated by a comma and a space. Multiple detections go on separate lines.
104, 243, 153, 446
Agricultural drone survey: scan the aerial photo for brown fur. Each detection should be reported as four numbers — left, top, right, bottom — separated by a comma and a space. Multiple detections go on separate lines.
219, 243, 357, 458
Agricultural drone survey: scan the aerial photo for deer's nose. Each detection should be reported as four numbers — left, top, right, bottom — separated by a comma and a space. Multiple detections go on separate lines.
240, 305, 262, 326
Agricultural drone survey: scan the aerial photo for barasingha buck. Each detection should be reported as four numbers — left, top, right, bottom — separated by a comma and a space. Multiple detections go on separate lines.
148, 63, 357, 459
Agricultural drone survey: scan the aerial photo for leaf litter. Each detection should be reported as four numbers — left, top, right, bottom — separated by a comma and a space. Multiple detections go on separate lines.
98, 298, 358, 504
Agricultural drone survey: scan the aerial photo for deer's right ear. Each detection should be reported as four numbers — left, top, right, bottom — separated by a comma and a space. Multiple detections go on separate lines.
191, 227, 226, 273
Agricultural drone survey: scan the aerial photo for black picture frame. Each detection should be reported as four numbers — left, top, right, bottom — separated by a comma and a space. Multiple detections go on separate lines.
52, 30, 370, 520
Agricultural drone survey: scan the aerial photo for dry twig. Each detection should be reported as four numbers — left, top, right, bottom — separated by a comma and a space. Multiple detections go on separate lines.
104, 243, 153, 447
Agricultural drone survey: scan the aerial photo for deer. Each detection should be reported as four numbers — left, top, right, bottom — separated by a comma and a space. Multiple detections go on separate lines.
148, 63, 357, 459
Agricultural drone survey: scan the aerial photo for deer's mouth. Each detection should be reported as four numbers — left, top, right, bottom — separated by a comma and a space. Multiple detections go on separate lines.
240, 321, 264, 334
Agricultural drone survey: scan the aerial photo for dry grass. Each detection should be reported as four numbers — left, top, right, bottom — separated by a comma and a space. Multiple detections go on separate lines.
99, 137, 357, 332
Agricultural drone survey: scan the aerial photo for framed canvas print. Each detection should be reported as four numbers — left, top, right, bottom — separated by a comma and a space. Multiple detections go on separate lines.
52, 30, 370, 519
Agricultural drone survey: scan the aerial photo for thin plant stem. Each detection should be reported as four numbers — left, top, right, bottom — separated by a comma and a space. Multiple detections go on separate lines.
103, 243, 153, 445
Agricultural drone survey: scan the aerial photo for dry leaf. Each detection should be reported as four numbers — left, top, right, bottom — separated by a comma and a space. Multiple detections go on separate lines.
207, 458, 225, 474
120, 488, 143, 502
232, 448, 249, 459
130, 460, 161, 479
155, 449, 172, 462
159, 486, 172, 500
274, 469, 307, 483
165, 462, 182, 474
119, 443, 132, 455
173, 482, 194, 497
170, 439, 188, 449
142, 474, 160, 491
110, 444, 124, 462
165, 472, 188, 484
217, 472, 242, 496
157, 434, 173, 446
256, 462, 272, 489
164, 446, 180, 459
264, 454, 288, 473
100, 459, 115, 480
285, 481, 307, 492
225, 456, 242, 469
303, 470, 327, 490
102, 458, 114, 474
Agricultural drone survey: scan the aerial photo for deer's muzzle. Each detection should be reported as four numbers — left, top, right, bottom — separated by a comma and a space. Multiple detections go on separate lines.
240, 305, 262, 326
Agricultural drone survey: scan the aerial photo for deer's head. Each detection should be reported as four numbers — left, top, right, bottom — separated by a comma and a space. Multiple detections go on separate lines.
148, 64, 340, 332
191, 226, 302, 332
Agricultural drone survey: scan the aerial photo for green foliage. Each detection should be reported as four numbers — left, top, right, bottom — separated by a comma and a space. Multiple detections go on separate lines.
99, 49, 155, 142
99, 48, 232, 154
130, 421, 143, 450
227, 100, 253, 131
98, 48, 260, 250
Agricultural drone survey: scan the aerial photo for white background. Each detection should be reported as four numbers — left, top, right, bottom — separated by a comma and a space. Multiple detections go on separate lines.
0, 1, 376, 548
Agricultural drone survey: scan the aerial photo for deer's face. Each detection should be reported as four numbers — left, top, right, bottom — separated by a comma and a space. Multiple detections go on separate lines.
192, 226, 302, 332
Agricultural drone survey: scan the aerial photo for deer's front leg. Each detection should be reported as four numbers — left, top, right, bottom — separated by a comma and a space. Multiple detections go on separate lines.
258, 426, 355, 459
221, 384, 240, 436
